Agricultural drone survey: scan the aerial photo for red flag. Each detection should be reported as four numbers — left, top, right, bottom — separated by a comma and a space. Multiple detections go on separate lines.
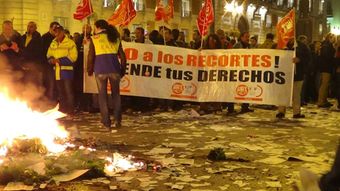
197, 0, 214, 36
276, 9, 295, 49
73, 0, 93, 20
108, 0, 136, 27
155, 0, 174, 23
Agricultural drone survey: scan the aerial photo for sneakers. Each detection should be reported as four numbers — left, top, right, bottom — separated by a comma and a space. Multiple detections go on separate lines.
293, 114, 305, 118
276, 112, 285, 119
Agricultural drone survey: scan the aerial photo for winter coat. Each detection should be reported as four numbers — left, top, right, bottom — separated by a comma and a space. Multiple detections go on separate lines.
295, 41, 311, 81
20, 31, 43, 64
319, 40, 335, 73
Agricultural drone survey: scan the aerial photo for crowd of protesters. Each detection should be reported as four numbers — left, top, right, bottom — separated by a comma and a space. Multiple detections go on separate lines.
1, 20, 340, 123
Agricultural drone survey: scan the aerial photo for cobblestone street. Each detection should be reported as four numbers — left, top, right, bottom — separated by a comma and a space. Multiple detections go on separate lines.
31, 102, 340, 191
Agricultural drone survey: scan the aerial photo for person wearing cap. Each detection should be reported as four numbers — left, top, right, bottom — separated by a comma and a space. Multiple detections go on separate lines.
42, 21, 60, 105
47, 24, 78, 115
87, 19, 126, 129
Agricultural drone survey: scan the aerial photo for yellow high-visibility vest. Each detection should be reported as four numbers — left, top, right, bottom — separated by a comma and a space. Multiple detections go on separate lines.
92, 33, 120, 55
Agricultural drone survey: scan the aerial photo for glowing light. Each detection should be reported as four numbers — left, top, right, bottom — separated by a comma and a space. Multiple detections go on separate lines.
104, 153, 144, 175
224, 0, 243, 15
0, 87, 69, 161
332, 27, 340, 35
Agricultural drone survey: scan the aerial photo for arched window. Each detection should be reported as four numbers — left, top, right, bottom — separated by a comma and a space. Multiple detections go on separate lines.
277, 0, 283, 6
133, 0, 144, 11
182, 0, 190, 17
287, 0, 294, 8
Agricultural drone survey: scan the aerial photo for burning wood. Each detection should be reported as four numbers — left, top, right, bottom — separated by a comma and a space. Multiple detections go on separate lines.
0, 87, 151, 187
104, 153, 145, 176
0, 88, 69, 161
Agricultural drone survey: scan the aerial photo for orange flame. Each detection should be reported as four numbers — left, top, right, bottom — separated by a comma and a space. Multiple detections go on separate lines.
0, 88, 69, 159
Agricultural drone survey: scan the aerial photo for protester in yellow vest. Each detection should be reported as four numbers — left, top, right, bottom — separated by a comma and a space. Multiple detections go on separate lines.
87, 19, 126, 129
47, 24, 78, 115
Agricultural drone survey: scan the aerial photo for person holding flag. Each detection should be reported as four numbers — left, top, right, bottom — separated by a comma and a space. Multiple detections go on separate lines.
87, 20, 126, 129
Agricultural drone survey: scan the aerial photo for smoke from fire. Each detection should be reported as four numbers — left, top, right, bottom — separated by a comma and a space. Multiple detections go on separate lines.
0, 53, 50, 111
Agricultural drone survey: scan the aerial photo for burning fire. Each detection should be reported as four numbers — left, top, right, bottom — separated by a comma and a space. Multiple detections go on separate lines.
0, 88, 69, 160
104, 153, 144, 175
0, 87, 145, 173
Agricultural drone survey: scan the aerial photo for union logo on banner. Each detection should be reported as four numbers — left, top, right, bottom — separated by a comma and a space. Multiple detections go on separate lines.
234, 84, 263, 102
276, 9, 295, 49
170, 82, 197, 100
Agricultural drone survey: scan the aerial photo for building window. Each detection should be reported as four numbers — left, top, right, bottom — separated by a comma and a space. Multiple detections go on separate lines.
103, 0, 119, 9
308, 0, 312, 12
247, 4, 256, 20
319, 24, 323, 35
319, 0, 324, 14
259, 6, 267, 22
297, 0, 300, 11
182, 0, 190, 17
287, 0, 294, 8
277, 0, 283, 6
133, 0, 144, 11
266, 14, 272, 28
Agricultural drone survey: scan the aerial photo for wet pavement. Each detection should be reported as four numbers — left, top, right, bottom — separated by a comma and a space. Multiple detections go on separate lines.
48, 101, 340, 191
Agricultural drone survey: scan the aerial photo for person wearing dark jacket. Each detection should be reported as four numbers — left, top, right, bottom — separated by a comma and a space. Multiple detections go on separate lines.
41, 21, 60, 104
0, 20, 21, 70
87, 20, 126, 129
276, 38, 311, 118
335, 37, 340, 110
317, 33, 336, 108
74, 24, 92, 112
20, 21, 43, 86
226, 31, 254, 115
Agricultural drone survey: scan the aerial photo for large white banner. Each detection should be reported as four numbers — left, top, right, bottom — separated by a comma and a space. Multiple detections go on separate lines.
84, 42, 294, 106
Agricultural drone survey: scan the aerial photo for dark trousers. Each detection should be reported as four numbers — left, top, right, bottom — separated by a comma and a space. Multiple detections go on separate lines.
95, 73, 121, 126
336, 73, 340, 106
226, 103, 249, 112
301, 74, 318, 103
43, 65, 57, 103
320, 144, 340, 191
56, 79, 74, 114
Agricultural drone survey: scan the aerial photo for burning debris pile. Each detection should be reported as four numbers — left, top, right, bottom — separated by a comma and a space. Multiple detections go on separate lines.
0, 88, 149, 188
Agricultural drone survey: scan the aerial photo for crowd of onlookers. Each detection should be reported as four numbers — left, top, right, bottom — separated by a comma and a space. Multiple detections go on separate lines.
0, 20, 340, 118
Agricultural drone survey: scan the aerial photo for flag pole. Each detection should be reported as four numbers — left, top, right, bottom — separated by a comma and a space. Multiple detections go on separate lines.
163, 21, 166, 45
200, 1, 208, 49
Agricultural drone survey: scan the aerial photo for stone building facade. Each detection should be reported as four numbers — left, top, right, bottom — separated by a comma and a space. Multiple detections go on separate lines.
0, 0, 330, 43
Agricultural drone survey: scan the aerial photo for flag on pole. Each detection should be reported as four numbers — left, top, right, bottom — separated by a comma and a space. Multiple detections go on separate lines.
155, 0, 174, 23
108, 0, 137, 27
276, 9, 295, 49
73, 0, 94, 20
197, 0, 214, 37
